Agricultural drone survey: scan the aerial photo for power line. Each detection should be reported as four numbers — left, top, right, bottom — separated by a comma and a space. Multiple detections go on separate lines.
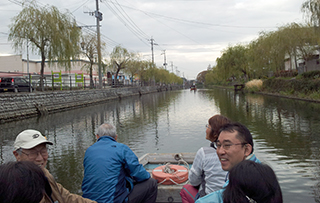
111, 0, 149, 39
109, 2, 277, 29
77, 22, 119, 48
71, 0, 91, 13
101, 1, 150, 47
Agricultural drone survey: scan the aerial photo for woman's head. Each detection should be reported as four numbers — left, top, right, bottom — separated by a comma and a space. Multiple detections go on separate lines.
206, 114, 231, 142
223, 160, 283, 203
0, 161, 47, 203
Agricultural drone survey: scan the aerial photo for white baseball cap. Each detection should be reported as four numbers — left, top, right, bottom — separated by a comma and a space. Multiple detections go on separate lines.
14, 129, 53, 150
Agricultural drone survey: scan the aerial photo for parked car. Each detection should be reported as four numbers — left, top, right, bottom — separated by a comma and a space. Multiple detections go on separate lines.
0, 77, 34, 92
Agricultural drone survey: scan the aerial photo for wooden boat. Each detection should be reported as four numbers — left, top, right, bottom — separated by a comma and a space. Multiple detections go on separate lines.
139, 152, 196, 203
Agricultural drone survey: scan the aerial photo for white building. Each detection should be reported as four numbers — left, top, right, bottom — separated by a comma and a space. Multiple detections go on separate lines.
0, 54, 99, 75
284, 47, 320, 73
0, 55, 132, 86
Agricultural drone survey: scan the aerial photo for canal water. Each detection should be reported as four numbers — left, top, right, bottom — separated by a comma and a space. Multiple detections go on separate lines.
0, 88, 319, 203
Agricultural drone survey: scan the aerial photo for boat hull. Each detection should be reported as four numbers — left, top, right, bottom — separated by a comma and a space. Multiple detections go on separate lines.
139, 152, 196, 203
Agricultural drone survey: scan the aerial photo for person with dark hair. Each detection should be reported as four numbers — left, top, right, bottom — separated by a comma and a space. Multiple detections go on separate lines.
12, 129, 96, 203
195, 122, 261, 203
223, 160, 283, 203
215, 122, 258, 171
180, 115, 232, 203
82, 123, 158, 203
0, 161, 47, 203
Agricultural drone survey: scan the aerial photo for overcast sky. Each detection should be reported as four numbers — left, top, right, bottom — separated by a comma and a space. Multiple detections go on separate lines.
0, 0, 306, 79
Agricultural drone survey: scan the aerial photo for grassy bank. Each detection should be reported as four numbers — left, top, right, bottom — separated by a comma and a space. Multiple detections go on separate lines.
205, 70, 320, 103
244, 73, 320, 103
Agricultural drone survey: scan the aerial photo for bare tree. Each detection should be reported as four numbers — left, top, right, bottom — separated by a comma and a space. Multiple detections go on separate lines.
81, 34, 105, 88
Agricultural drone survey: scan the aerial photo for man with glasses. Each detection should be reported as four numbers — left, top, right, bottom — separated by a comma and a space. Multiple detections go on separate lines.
13, 129, 96, 203
195, 122, 261, 203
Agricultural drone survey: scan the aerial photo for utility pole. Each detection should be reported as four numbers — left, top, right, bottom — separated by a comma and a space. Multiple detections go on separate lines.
27, 38, 29, 74
95, 0, 103, 88
161, 50, 167, 70
170, 61, 174, 73
149, 37, 158, 64
27, 38, 31, 92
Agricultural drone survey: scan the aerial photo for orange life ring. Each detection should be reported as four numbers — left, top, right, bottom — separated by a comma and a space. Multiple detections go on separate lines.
152, 164, 188, 185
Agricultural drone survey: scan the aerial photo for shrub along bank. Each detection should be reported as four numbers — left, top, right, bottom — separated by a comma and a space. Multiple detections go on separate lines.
245, 71, 320, 102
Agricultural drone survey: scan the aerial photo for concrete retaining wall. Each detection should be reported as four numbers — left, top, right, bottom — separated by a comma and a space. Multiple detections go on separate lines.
0, 86, 180, 123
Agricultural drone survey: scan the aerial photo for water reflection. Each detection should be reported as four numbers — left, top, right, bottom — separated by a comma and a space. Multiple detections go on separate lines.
199, 89, 320, 202
0, 89, 319, 202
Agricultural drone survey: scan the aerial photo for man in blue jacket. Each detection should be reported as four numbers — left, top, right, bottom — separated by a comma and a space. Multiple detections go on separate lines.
82, 123, 157, 203
195, 122, 261, 203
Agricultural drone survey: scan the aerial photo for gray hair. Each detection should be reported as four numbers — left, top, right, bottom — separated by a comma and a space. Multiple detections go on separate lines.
96, 123, 117, 139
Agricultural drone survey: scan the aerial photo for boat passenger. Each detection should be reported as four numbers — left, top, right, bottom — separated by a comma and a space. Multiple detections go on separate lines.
195, 122, 261, 203
223, 160, 283, 203
12, 129, 96, 203
81, 123, 158, 203
180, 115, 231, 203
0, 161, 47, 203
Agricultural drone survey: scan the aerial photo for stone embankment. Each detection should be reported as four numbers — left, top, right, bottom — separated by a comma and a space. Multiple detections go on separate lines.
0, 86, 181, 123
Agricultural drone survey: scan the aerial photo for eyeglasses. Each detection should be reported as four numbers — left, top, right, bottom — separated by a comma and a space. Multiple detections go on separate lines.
205, 124, 212, 129
212, 142, 247, 150
20, 148, 48, 159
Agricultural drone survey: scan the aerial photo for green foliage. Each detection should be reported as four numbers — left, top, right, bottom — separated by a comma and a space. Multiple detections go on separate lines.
215, 44, 249, 82
262, 78, 320, 95
109, 45, 136, 84
203, 21, 320, 87
308, 90, 320, 99
8, 2, 81, 90
248, 30, 288, 75
274, 70, 298, 78
204, 69, 225, 86
302, 0, 320, 26
262, 78, 292, 92
301, 70, 320, 79
125, 60, 141, 80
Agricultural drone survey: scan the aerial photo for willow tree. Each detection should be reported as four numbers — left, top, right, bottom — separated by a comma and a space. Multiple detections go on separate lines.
154, 68, 170, 84
8, 3, 81, 90
302, 0, 320, 26
215, 53, 230, 82
228, 44, 249, 80
125, 59, 141, 84
278, 23, 320, 69
215, 44, 248, 82
138, 60, 153, 86
247, 30, 287, 78
109, 45, 135, 85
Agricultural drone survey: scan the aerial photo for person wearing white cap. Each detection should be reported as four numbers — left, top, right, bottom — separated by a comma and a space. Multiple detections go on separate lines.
13, 129, 97, 203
